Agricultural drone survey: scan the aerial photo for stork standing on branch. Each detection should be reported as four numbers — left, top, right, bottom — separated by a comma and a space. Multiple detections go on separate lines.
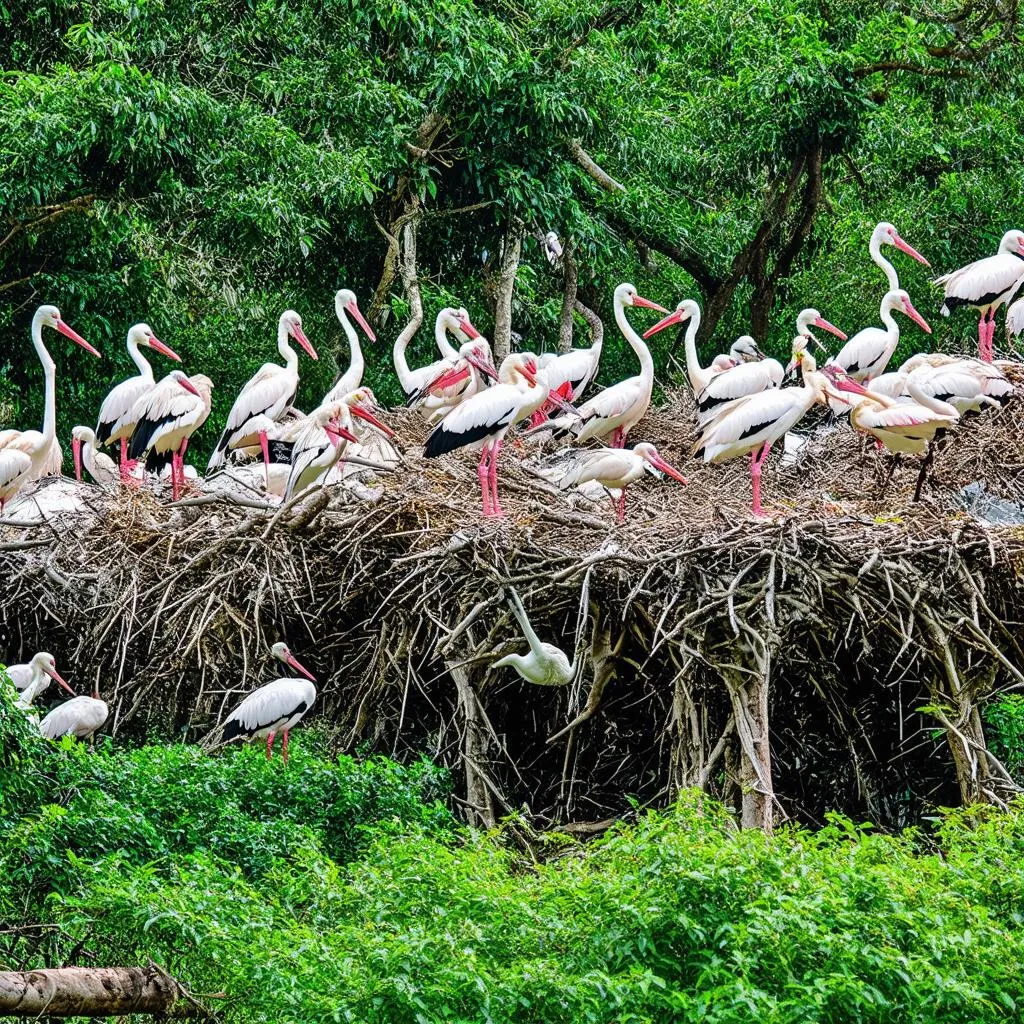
207, 310, 317, 473
935, 229, 1024, 362
128, 372, 214, 500
95, 323, 181, 483
207, 642, 318, 764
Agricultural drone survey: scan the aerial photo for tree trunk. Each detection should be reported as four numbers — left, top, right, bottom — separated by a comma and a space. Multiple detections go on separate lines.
558, 241, 578, 353
492, 221, 524, 364
449, 662, 497, 828
0, 967, 204, 1018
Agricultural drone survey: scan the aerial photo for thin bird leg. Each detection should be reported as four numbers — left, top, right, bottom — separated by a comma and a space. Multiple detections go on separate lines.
489, 439, 505, 517
606, 490, 619, 517
119, 438, 130, 483
259, 429, 271, 490
610, 427, 625, 449
175, 438, 191, 501
750, 442, 771, 517
986, 312, 997, 362
880, 453, 901, 493
617, 487, 627, 522
281, 730, 289, 766
266, 732, 275, 761
478, 445, 492, 517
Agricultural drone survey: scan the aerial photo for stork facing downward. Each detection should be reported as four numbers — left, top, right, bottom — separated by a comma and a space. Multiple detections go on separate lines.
212, 642, 318, 764
38, 684, 109, 745
492, 588, 575, 687
4, 652, 77, 704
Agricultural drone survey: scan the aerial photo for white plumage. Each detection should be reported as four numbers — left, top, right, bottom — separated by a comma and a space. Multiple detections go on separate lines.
39, 695, 109, 742
868, 221, 931, 291
322, 289, 377, 403
72, 426, 119, 486
4, 651, 76, 701
208, 310, 316, 471
283, 402, 358, 500
543, 231, 563, 265
493, 588, 573, 686
394, 307, 482, 403
215, 642, 318, 762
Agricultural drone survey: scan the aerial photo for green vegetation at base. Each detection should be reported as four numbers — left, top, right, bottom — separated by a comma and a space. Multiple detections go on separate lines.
3, 699, 1024, 1024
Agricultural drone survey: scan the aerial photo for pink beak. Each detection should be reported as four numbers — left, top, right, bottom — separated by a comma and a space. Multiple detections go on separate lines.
650, 453, 688, 485
46, 665, 77, 697
902, 297, 932, 334
345, 301, 376, 342
286, 652, 317, 682
643, 308, 686, 339
632, 295, 670, 313
178, 376, 201, 397
56, 319, 101, 357
470, 355, 500, 382
350, 405, 395, 438
813, 316, 847, 341
72, 436, 83, 482
292, 324, 319, 360
326, 422, 358, 445
148, 336, 182, 362
892, 234, 930, 267
459, 317, 482, 340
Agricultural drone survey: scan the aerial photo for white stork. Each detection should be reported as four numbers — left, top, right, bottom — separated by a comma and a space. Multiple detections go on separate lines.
424, 352, 566, 517
531, 321, 604, 427
543, 232, 564, 266
38, 684, 109, 744
899, 353, 1015, 407
539, 283, 666, 448
492, 587, 574, 686
935, 229, 1024, 362
1007, 297, 1024, 342
825, 289, 932, 384
213, 642, 318, 763
95, 323, 181, 483
323, 289, 377, 403
413, 339, 499, 422
207, 310, 317, 472
394, 307, 482, 404
128, 372, 214, 500
4, 651, 77, 702
72, 426, 119, 486
869, 221, 930, 291
283, 402, 359, 500
693, 349, 842, 517
0, 305, 99, 483
557, 442, 688, 521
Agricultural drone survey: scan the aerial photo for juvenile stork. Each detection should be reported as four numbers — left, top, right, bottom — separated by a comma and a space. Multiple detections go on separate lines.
207, 310, 317, 472
95, 323, 181, 482
4, 652, 77, 702
72, 426, 119, 486
128, 372, 214, 500
557, 442, 688, 522
492, 588, 574, 686
282, 402, 359, 500
935, 229, 1024, 361
212, 642, 318, 764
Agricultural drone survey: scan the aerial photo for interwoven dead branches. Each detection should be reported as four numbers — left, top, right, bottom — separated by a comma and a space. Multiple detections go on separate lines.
2, 380, 1023, 831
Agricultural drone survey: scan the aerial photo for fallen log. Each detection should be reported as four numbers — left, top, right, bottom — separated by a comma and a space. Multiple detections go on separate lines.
0, 966, 207, 1018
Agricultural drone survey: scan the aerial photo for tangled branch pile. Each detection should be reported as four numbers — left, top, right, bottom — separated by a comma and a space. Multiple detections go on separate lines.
2, 384, 1023, 832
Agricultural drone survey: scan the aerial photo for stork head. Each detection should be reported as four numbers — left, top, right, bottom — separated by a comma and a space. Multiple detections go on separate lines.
270, 641, 317, 682
785, 336, 812, 376
282, 309, 318, 360
334, 289, 376, 342
997, 229, 1024, 258
874, 222, 930, 267
730, 336, 763, 362
884, 289, 932, 334
454, 307, 481, 340
343, 387, 395, 438
615, 283, 669, 315
462, 340, 499, 381
35, 304, 100, 357
643, 299, 700, 339
31, 651, 77, 696
70, 425, 95, 483
634, 442, 688, 485
795, 308, 847, 342
129, 322, 181, 362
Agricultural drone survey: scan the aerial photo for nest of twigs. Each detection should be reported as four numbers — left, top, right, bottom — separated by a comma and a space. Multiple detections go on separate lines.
2, 372, 1023, 831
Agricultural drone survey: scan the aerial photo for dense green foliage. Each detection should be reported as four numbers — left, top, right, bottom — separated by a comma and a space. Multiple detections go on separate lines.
4, 694, 1024, 1023
2, 0, 1022, 460
986, 694, 1024, 785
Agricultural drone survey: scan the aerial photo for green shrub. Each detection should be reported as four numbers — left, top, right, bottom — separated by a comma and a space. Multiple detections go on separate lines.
985, 695, 1024, 785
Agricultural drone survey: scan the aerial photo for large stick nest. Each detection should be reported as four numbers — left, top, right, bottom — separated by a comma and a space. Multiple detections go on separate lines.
2, 371, 1024, 828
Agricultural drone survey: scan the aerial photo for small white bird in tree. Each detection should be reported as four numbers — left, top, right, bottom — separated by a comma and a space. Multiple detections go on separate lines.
492, 588, 575, 686
209, 642, 318, 764
543, 231, 564, 266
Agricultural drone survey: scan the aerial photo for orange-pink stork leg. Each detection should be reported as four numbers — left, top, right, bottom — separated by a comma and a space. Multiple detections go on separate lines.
118, 438, 142, 487
281, 729, 290, 765
979, 311, 996, 363
489, 439, 505, 517
259, 429, 271, 490
616, 488, 627, 522
610, 427, 625, 449
477, 445, 493, 517
750, 441, 773, 517
266, 731, 275, 760
171, 439, 190, 501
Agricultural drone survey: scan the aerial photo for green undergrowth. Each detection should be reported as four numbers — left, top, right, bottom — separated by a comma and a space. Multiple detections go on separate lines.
2, 694, 1023, 1023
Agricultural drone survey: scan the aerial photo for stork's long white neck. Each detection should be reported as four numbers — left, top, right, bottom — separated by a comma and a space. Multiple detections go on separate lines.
31, 311, 57, 460
676, 307, 703, 393
870, 232, 899, 291
127, 336, 154, 382
335, 298, 364, 385
435, 312, 462, 360
878, 300, 901, 346
393, 316, 421, 393
905, 376, 957, 418
615, 297, 655, 385
277, 317, 299, 374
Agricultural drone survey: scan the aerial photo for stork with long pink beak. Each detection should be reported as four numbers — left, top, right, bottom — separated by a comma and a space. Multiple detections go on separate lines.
95, 322, 180, 484
71, 426, 119, 486
323, 289, 377, 404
